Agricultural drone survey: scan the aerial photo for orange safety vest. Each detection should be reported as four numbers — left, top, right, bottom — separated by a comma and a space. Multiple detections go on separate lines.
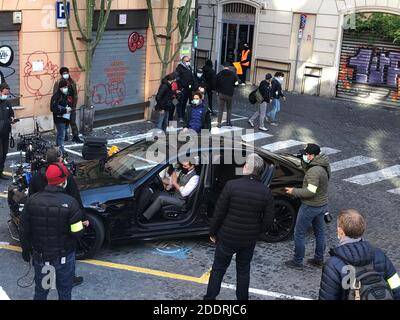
241, 49, 250, 67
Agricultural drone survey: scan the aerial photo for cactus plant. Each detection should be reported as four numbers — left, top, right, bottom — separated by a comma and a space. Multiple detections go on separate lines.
146, 0, 195, 77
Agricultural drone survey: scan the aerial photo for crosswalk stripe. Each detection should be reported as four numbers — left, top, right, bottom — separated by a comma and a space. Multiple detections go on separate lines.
0, 286, 10, 300
320, 147, 341, 155
387, 188, 400, 195
331, 156, 376, 172
343, 165, 400, 185
210, 126, 243, 135
241, 132, 273, 142
261, 140, 304, 152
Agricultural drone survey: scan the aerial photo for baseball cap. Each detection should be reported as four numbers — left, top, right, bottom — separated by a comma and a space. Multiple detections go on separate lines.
46, 162, 69, 185
265, 73, 272, 80
300, 143, 321, 156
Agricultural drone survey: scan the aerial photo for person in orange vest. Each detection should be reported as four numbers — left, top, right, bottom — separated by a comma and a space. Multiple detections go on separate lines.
239, 43, 251, 85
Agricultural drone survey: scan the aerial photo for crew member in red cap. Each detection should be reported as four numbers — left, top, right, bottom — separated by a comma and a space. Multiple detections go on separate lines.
20, 162, 84, 300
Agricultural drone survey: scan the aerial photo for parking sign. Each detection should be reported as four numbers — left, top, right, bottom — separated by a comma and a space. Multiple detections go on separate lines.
56, 1, 70, 28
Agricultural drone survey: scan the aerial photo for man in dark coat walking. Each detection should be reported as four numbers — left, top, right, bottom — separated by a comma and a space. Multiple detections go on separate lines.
175, 56, 194, 123
204, 153, 275, 300
202, 60, 217, 115
319, 209, 400, 300
0, 83, 15, 180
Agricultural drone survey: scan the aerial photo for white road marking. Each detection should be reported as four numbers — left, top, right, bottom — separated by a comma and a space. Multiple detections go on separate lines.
6, 151, 25, 157
241, 132, 273, 142
64, 148, 82, 157
261, 140, 304, 152
343, 165, 400, 185
0, 287, 10, 300
221, 283, 312, 300
387, 188, 400, 195
330, 156, 376, 172
210, 126, 243, 135
320, 147, 341, 155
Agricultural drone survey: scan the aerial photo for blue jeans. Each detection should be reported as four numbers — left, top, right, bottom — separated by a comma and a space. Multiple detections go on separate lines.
157, 110, 169, 131
266, 98, 281, 122
204, 241, 256, 300
55, 122, 66, 151
294, 203, 327, 264
33, 251, 75, 300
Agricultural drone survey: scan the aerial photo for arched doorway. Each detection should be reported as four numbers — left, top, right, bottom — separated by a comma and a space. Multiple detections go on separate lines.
219, 2, 256, 77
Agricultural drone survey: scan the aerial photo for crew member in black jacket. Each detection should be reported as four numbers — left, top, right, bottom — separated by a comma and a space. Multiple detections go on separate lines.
248, 73, 272, 131
202, 59, 217, 115
155, 73, 175, 131
204, 154, 275, 300
0, 83, 15, 180
175, 56, 194, 123
20, 162, 85, 300
215, 62, 239, 128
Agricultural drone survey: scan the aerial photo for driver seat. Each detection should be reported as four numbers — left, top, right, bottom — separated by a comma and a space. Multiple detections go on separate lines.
161, 186, 198, 220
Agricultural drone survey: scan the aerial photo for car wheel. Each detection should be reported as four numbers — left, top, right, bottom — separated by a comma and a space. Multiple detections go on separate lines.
262, 199, 296, 243
76, 212, 105, 260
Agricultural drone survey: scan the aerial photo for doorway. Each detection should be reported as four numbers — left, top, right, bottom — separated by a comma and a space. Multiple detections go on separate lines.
219, 2, 256, 82
220, 23, 254, 65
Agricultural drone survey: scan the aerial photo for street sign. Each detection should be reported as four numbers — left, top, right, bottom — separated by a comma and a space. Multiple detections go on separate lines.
56, 1, 70, 28
298, 13, 307, 39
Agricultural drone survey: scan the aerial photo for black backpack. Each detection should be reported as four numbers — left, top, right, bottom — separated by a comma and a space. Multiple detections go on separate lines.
343, 262, 394, 300
248, 88, 258, 104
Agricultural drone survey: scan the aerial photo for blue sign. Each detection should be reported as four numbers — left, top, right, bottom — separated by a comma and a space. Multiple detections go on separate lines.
56, 1, 70, 28
299, 14, 307, 30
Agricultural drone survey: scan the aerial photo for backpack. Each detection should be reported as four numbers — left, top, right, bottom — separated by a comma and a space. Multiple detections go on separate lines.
248, 88, 258, 104
343, 262, 394, 300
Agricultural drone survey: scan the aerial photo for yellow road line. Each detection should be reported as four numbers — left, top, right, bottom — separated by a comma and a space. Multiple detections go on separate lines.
0, 244, 210, 284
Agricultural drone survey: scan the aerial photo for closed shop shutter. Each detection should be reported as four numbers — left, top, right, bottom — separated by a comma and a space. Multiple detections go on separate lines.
90, 29, 146, 123
0, 31, 20, 105
337, 31, 400, 107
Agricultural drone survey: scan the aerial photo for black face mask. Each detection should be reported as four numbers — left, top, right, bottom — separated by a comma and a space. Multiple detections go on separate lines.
181, 168, 189, 174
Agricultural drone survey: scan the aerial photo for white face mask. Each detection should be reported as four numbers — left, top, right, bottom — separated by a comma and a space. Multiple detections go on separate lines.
192, 99, 200, 105
185, 61, 191, 67
199, 88, 205, 93
197, 73, 203, 78
0, 95, 8, 100
62, 73, 70, 80
61, 87, 68, 95
302, 154, 311, 164
278, 77, 284, 83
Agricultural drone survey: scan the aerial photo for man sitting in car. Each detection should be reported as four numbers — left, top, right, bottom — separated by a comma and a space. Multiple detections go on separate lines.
142, 159, 199, 221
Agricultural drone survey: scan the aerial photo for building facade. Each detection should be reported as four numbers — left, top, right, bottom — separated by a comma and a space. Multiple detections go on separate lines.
0, 0, 188, 134
196, 0, 400, 107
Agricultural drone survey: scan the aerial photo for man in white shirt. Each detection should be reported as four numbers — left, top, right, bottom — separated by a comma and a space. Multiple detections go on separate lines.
142, 160, 200, 220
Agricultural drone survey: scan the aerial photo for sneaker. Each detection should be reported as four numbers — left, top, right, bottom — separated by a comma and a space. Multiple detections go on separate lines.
217, 124, 222, 128
240, 83, 246, 86
226, 122, 233, 127
73, 276, 84, 287
72, 136, 83, 143
284, 259, 304, 270
259, 126, 269, 132
248, 119, 255, 127
307, 258, 324, 268
270, 122, 278, 126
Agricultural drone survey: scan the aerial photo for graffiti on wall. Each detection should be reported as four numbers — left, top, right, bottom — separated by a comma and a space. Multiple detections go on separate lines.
23, 51, 59, 99
91, 60, 128, 106
0, 45, 17, 97
128, 32, 144, 53
338, 47, 400, 104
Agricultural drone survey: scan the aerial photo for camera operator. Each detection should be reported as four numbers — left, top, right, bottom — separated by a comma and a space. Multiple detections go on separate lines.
0, 83, 16, 180
28, 146, 88, 286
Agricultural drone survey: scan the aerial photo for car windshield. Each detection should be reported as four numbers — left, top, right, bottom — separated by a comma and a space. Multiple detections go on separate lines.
104, 140, 160, 181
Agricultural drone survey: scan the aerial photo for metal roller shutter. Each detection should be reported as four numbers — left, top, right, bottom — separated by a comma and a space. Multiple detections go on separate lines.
90, 29, 147, 121
337, 31, 400, 108
0, 31, 20, 105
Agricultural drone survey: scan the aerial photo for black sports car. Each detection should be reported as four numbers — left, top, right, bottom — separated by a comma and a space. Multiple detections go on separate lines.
8, 137, 305, 259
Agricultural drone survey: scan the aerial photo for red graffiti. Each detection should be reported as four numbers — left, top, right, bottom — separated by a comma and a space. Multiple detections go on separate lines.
23, 51, 59, 99
128, 32, 144, 53
91, 60, 128, 106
